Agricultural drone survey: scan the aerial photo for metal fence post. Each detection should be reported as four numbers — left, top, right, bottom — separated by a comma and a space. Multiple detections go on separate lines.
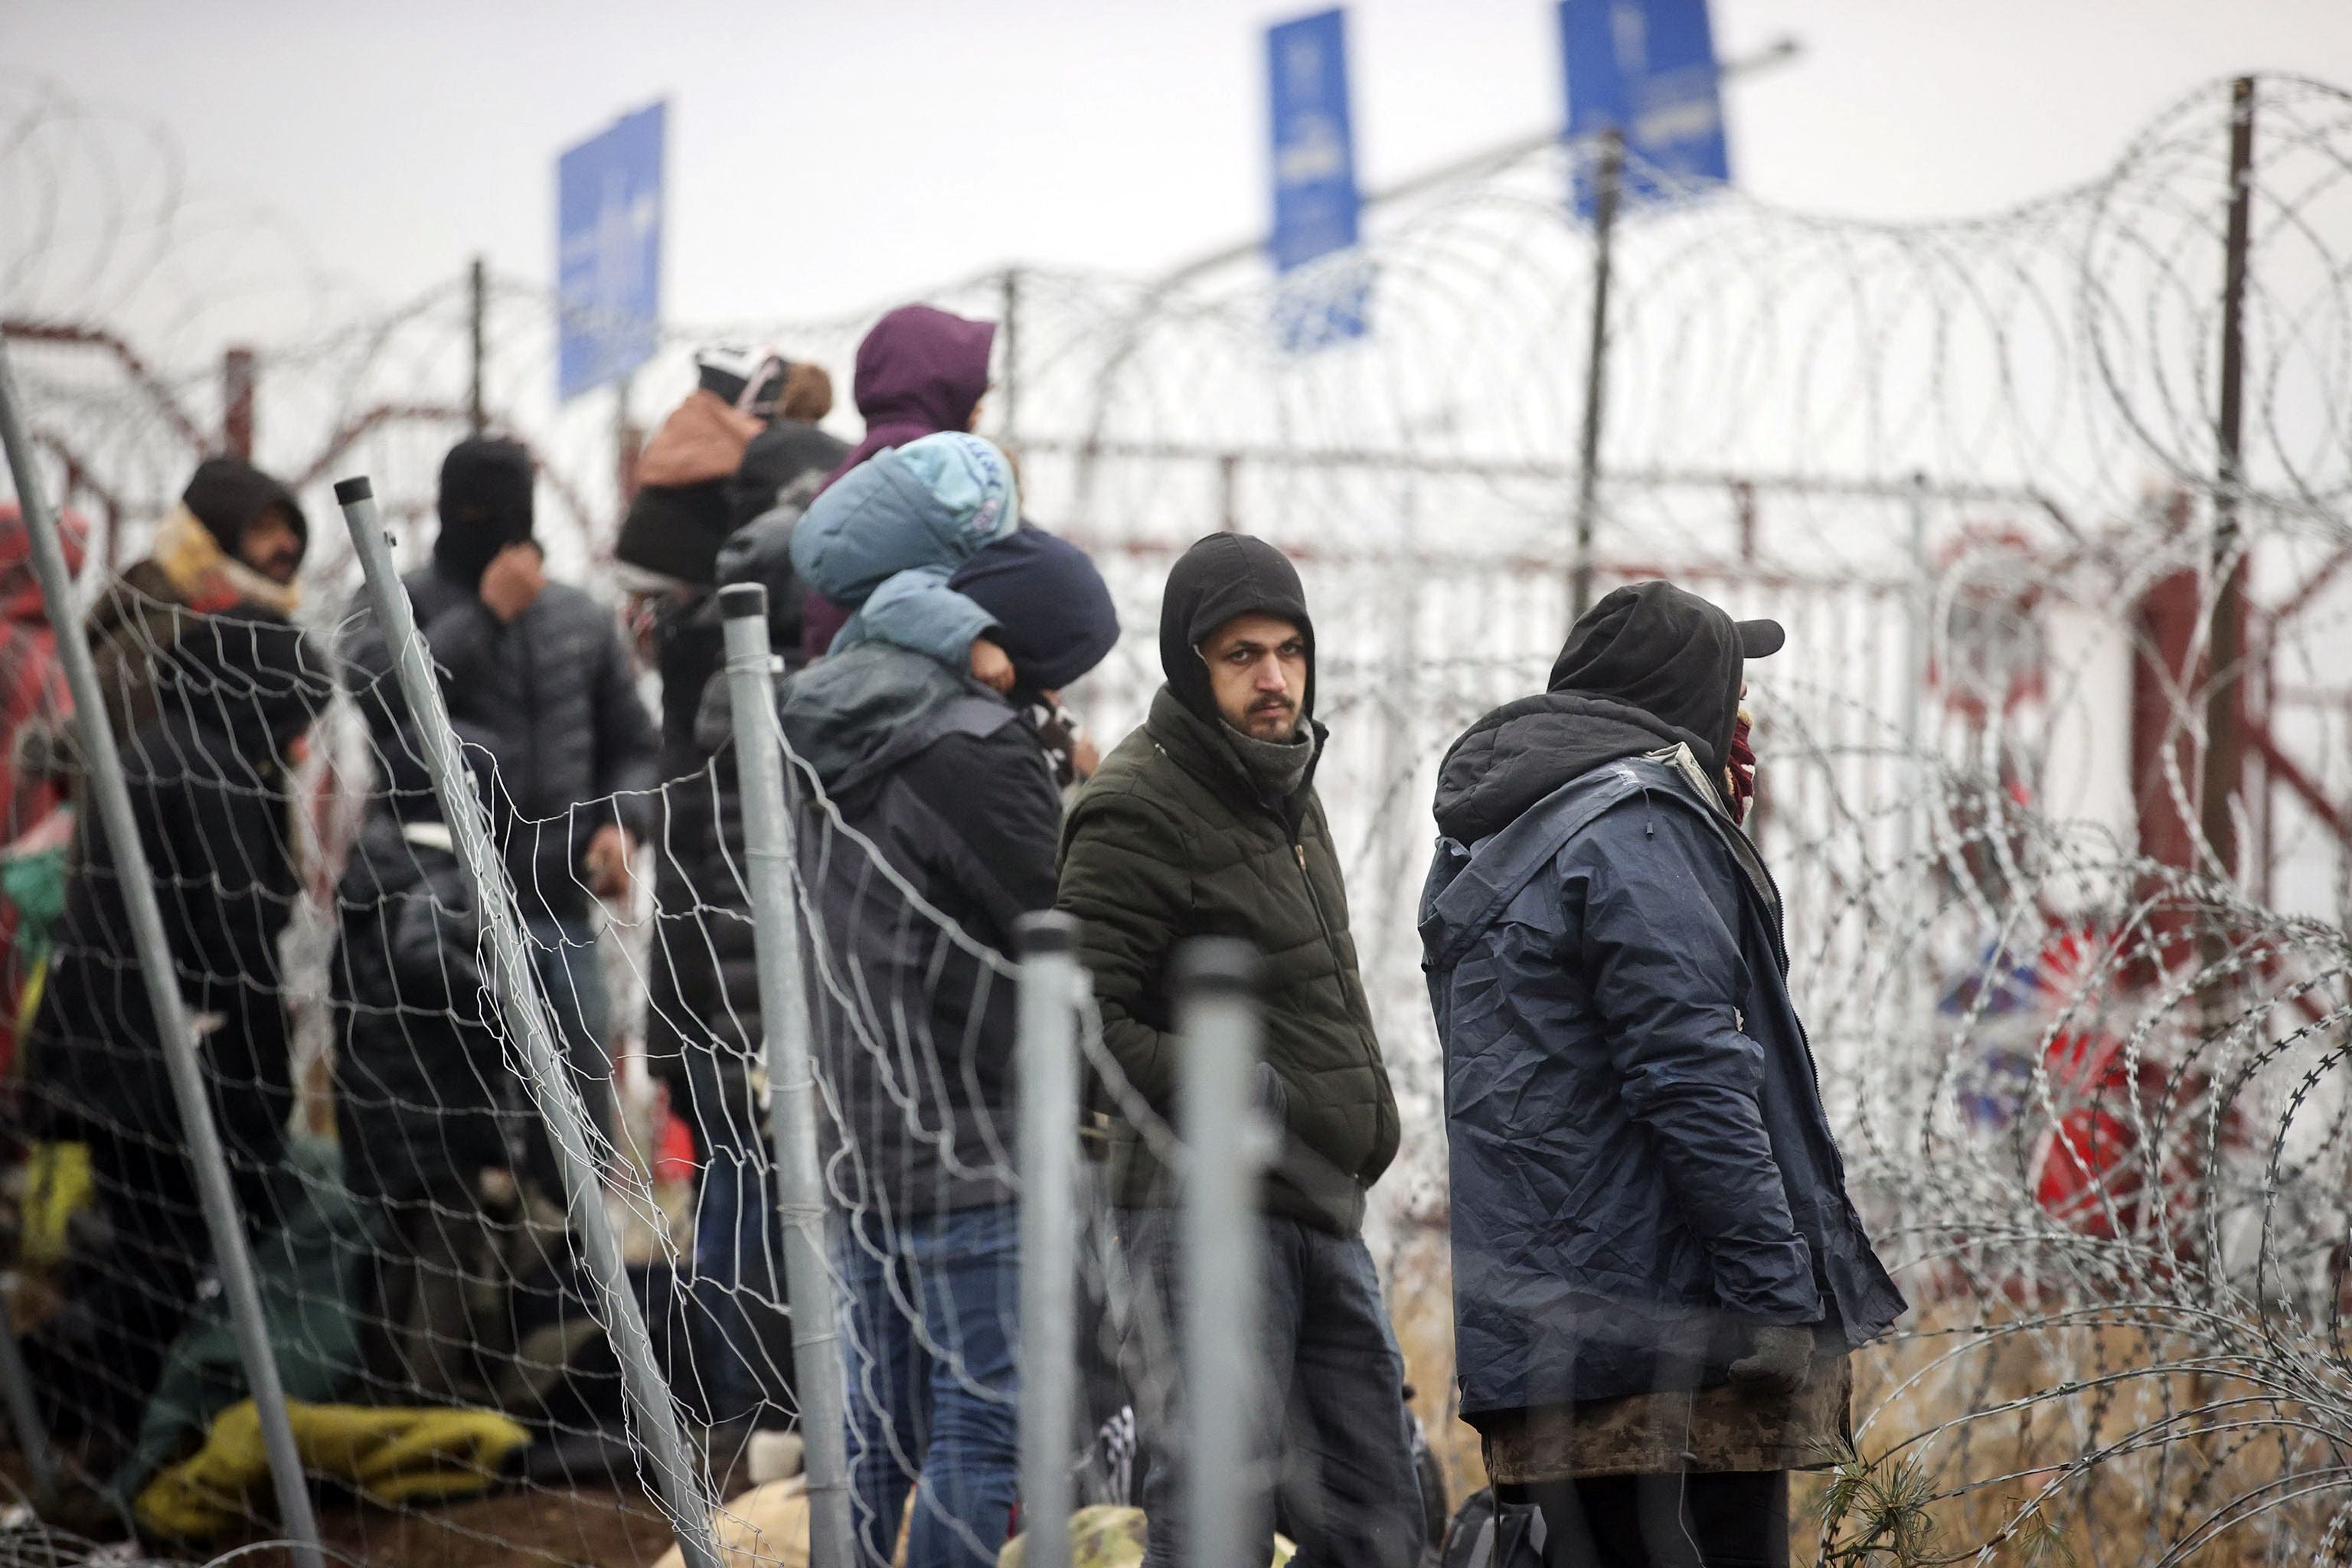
335, 477, 719, 1568
1570, 126, 1623, 622
0, 342, 322, 1563
1016, 913, 1083, 1568
1177, 938, 1266, 1568
718, 583, 855, 1568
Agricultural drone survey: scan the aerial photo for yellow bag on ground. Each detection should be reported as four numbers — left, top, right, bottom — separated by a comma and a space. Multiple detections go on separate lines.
19, 1140, 90, 1272
134, 1399, 531, 1541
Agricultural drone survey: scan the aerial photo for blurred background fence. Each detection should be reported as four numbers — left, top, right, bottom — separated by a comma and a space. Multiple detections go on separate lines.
3, 67, 2352, 1566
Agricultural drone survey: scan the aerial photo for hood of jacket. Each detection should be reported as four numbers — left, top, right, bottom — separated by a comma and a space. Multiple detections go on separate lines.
0, 503, 86, 625
635, 388, 763, 489
155, 608, 335, 756
790, 433, 1019, 607
433, 437, 536, 589
826, 305, 996, 488
949, 525, 1119, 694
1431, 691, 1703, 843
1434, 581, 1767, 844
1548, 580, 1763, 777
1158, 533, 1316, 729
776, 641, 1016, 800
181, 456, 309, 559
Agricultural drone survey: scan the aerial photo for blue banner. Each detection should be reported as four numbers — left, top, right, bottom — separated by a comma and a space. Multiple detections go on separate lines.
1560, 0, 1730, 218
1266, 8, 1369, 349
556, 101, 665, 402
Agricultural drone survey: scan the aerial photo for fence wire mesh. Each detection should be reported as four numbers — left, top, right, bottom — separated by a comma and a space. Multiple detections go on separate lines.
0, 64, 2349, 1568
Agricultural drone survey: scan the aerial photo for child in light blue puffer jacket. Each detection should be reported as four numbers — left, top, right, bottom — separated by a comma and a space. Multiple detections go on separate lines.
788, 431, 1021, 688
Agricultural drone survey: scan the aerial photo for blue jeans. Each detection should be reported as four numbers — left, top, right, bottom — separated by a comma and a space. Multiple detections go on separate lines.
692, 1152, 791, 1423
835, 1202, 1021, 1568
1118, 1208, 1424, 1568
523, 915, 614, 1192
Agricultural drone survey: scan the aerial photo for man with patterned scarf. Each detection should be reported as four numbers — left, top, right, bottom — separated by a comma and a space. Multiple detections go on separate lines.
83, 457, 309, 746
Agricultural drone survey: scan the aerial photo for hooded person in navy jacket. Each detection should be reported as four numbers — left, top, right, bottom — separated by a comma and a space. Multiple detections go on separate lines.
1421, 582, 1904, 1568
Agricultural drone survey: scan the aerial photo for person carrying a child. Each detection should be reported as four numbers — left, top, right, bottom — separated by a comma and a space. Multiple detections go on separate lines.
787, 429, 1022, 692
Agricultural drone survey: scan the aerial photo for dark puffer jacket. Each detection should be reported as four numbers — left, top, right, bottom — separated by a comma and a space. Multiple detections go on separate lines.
25, 611, 332, 1160
332, 808, 506, 1206
1423, 709, 1906, 1416
342, 569, 658, 925
779, 642, 1063, 1215
1057, 536, 1398, 1236
332, 714, 521, 1207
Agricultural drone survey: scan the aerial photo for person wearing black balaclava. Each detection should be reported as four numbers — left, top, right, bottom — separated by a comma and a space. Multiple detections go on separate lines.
1057, 533, 1425, 1568
341, 436, 658, 1182
1420, 582, 1907, 1568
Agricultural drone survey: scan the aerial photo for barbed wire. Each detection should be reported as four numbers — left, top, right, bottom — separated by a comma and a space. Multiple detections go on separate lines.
1, 65, 2350, 1566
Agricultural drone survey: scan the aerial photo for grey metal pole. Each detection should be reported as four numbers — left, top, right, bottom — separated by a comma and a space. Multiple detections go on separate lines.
335, 476, 719, 1568
2201, 74, 2256, 890
998, 265, 1021, 449
1178, 939, 1267, 1568
0, 342, 323, 1566
1570, 128, 1623, 622
717, 583, 855, 1568
1016, 913, 1083, 1568
1898, 472, 1930, 871
1897, 473, 1933, 1028
468, 256, 488, 439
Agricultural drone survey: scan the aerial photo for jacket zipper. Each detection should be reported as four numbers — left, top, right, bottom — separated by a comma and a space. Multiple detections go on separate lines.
1286, 827, 1393, 1177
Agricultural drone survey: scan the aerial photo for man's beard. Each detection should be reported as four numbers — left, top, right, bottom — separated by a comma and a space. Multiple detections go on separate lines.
1242, 697, 1298, 739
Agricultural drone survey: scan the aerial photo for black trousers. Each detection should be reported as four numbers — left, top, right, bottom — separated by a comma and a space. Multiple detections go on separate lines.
67, 1121, 283, 1456
1494, 1471, 1788, 1568
1119, 1208, 1427, 1568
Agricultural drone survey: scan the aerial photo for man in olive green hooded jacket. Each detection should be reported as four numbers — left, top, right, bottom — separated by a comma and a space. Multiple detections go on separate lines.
1056, 532, 1420, 1568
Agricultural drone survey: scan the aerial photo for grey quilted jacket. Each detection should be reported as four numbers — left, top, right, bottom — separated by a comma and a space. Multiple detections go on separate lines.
343, 567, 658, 923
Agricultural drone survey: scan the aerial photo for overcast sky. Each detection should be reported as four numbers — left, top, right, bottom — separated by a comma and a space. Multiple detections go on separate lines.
10, 0, 2352, 329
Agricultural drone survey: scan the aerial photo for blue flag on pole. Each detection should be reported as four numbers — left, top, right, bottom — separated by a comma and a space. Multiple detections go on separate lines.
1266, 8, 1369, 350
1559, 0, 1729, 218
556, 102, 665, 402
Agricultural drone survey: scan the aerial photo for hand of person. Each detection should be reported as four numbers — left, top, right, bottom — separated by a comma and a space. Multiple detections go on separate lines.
969, 637, 1015, 693
1070, 730, 1102, 780
1727, 1322, 1814, 1396
480, 542, 547, 623
584, 823, 635, 903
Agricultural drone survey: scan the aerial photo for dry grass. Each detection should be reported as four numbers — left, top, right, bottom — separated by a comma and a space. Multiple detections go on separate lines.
1385, 1239, 2348, 1564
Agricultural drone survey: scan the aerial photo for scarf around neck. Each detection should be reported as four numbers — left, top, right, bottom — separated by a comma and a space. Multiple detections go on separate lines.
1223, 720, 1314, 804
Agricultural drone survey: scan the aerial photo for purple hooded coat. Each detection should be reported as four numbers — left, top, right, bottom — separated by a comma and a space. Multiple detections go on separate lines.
802, 304, 996, 660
